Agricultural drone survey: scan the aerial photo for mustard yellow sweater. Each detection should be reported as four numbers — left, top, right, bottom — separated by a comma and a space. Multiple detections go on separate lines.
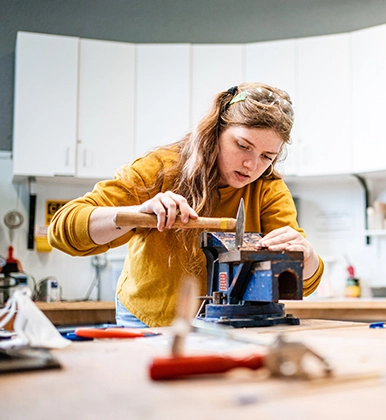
48, 148, 323, 327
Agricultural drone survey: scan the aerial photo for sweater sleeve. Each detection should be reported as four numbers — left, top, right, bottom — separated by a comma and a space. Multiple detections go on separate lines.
303, 256, 324, 296
47, 178, 138, 256
48, 151, 175, 256
260, 179, 323, 296
259, 180, 304, 236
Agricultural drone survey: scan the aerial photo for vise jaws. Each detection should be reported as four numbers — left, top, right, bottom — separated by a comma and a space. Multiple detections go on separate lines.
196, 231, 304, 328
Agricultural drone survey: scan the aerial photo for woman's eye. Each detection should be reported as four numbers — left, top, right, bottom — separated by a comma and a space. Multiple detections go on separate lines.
263, 155, 273, 161
238, 142, 249, 150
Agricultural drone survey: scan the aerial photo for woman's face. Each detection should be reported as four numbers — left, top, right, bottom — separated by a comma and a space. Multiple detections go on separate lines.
217, 126, 283, 188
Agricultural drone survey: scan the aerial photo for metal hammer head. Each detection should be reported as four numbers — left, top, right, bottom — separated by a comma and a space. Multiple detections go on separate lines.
235, 198, 245, 249
264, 334, 332, 379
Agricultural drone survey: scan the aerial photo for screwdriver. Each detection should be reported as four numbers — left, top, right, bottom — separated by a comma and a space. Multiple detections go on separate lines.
74, 327, 159, 339
149, 353, 265, 380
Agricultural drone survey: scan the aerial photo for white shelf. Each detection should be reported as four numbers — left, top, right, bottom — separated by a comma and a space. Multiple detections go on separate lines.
364, 229, 386, 236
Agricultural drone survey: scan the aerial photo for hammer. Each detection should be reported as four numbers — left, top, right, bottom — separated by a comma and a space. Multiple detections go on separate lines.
114, 198, 245, 247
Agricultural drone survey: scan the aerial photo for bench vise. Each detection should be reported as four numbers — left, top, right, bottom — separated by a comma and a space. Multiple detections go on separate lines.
196, 231, 304, 328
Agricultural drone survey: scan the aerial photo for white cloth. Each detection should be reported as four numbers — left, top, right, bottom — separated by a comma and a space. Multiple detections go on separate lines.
0, 287, 70, 349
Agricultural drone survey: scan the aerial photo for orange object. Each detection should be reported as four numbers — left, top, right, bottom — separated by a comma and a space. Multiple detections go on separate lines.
74, 327, 158, 339
149, 353, 265, 380
0, 246, 23, 275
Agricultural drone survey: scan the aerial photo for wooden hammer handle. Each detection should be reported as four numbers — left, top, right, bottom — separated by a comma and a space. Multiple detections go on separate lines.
114, 212, 236, 230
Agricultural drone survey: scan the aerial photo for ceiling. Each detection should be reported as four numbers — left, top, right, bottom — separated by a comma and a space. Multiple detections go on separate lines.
3, 0, 386, 47
2, 0, 386, 151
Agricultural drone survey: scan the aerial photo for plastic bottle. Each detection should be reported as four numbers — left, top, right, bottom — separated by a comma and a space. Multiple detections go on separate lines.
345, 265, 361, 298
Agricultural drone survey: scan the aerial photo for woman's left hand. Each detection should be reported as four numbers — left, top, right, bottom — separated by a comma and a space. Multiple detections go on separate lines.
256, 226, 311, 257
255, 226, 319, 279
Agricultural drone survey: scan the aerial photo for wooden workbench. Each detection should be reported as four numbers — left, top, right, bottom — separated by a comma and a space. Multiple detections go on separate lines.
284, 298, 386, 322
1, 320, 386, 420
34, 298, 386, 326
35, 301, 116, 325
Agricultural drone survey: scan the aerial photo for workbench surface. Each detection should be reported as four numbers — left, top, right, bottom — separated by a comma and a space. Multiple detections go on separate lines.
285, 298, 386, 322
2, 319, 386, 420
35, 298, 386, 325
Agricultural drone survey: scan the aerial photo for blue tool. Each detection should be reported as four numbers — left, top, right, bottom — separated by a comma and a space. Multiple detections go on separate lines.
369, 322, 385, 329
196, 231, 303, 328
62, 332, 94, 341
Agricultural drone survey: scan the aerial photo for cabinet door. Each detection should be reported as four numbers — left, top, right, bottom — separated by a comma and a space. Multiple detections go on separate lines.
13, 32, 78, 177
135, 44, 191, 158
296, 33, 351, 176
191, 44, 244, 127
245, 39, 298, 176
351, 24, 386, 173
77, 39, 136, 179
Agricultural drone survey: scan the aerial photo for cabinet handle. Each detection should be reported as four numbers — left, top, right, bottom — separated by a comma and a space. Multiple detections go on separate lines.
65, 147, 70, 166
83, 149, 87, 167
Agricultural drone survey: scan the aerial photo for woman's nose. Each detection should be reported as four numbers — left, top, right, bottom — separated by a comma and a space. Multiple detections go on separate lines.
243, 158, 258, 171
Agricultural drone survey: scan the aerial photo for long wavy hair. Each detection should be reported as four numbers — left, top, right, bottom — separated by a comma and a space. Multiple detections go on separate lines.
144, 82, 294, 217
121, 83, 295, 271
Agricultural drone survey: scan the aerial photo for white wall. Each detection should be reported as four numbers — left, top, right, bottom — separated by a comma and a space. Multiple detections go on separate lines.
0, 151, 126, 302
287, 175, 386, 299
3, 150, 386, 302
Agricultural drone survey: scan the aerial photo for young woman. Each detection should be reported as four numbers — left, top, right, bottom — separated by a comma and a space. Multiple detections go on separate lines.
48, 82, 323, 327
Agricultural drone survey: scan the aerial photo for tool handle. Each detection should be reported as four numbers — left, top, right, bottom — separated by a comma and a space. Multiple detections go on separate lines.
114, 212, 236, 230
75, 328, 148, 339
149, 354, 265, 380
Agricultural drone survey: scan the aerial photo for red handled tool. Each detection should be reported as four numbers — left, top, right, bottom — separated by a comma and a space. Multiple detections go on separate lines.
149, 334, 332, 381
74, 327, 159, 339
149, 353, 265, 380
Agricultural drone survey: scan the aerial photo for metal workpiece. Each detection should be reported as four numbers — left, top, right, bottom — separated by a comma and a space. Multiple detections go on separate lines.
200, 231, 263, 251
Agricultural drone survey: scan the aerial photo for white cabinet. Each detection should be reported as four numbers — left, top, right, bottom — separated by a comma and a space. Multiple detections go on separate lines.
296, 33, 351, 176
351, 24, 386, 173
13, 32, 136, 180
245, 39, 298, 176
13, 27, 386, 182
77, 39, 135, 179
191, 44, 244, 127
134, 44, 191, 158
245, 35, 351, 178
13, 32, 79, 177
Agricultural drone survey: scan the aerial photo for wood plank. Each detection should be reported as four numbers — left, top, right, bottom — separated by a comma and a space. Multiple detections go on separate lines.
36, 301, 115, 311
36, 301, 115, 326
283, 299, 386, 322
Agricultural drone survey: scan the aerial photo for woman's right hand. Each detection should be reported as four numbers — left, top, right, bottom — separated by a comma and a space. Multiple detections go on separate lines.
138, 191, 198, 231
